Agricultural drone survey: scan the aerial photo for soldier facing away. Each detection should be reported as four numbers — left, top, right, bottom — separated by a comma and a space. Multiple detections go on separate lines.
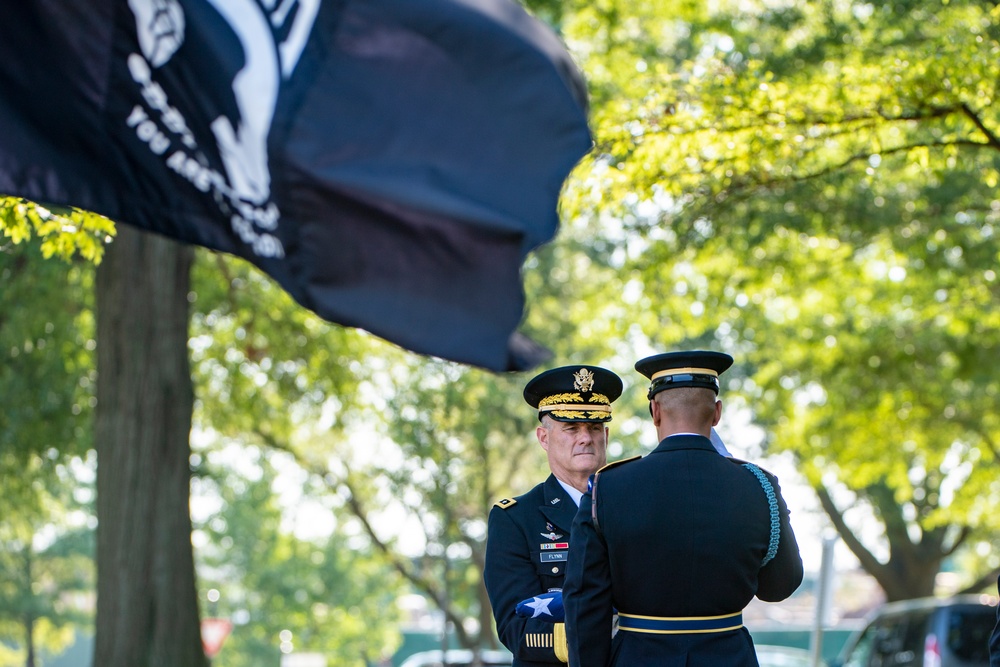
563, 350, 804, 667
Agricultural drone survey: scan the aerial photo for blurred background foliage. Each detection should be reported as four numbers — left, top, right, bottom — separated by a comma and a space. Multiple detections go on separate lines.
3, 0, 1000, 664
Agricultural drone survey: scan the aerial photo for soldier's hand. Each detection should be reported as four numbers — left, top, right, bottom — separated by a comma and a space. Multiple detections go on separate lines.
515, 591, 564, 622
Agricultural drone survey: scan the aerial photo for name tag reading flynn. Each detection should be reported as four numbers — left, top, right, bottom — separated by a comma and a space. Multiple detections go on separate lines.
540, 552, 568, 563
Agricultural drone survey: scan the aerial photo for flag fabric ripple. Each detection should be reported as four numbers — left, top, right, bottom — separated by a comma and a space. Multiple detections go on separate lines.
0, 0, 592, 371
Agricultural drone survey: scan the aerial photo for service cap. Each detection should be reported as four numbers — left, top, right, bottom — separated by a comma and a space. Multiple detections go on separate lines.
634, 350, 733, 400
523, 365, 623, 422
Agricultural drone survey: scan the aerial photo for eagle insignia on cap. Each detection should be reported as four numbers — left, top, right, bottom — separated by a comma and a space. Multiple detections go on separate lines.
524, 365, 623, 423
574, 368, 595, 392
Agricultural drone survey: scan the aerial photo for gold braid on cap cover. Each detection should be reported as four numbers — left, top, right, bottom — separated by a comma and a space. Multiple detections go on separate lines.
539, 393, 612, 420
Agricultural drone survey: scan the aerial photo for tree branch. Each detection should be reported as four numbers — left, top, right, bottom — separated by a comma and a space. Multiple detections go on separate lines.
956, 566, 1000, 596
960, 102, 1000, 149
614, 100, 964, 148
979, 430, 1000, 465
255, 427, 474, 646
814, 484, 885, 577
339, 472, 473, 648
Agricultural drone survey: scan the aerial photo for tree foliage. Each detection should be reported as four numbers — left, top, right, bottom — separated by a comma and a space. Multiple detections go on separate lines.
557, 0, 1000, 600
6, 6, 1000, 665
193, 449, 402, 667
0, 197, 113, 265
0, 233, 97, 667
0, 234, 96, 471
0, 455, 95, 667
181, 221, 652, 653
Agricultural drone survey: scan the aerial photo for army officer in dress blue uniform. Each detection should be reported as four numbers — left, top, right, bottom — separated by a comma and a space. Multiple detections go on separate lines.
563, 351, 804, 667
485, 365, 623, 667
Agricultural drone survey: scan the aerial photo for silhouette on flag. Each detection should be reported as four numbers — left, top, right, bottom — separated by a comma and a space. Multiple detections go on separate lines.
0, 0, 591, 371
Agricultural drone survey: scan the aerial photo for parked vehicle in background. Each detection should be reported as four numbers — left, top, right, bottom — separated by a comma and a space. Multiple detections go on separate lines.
831, 595, 997, 667
398, 649, 513, 667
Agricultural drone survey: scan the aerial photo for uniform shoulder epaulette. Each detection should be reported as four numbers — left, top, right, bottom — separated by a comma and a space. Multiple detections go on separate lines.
591, 456, 641, 537
596, 455, 641, 475
493, 497, 517, 509
728, 457, 777, 477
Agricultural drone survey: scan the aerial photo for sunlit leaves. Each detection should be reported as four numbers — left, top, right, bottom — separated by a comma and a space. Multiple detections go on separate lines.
0, 453, 96, 665
0, 197, 115, 264
189, 250, 375, 446
0, 198, 103, 660
194, 452, 401, 667
564, 0, 1000, 242
555, 0, 1000, 593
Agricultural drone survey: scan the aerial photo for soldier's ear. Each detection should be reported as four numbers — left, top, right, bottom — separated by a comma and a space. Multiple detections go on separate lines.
536, 424, 550, 451
649, 399, 662, 427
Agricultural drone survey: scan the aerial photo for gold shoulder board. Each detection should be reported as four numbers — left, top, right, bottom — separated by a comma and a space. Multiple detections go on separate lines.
591, 456, 640, 537
494, 497, 517, 509
596, 455, 640, 475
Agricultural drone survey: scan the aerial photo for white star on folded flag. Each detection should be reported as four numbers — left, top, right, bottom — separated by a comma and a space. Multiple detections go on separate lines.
525, 596, 554, 618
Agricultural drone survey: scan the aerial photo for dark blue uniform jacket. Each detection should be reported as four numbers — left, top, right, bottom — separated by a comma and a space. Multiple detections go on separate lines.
563, 434, 804, 667
486, 475, 578, 666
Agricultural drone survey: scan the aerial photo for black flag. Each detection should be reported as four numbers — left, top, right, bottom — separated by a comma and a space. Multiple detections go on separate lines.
0, 0, 591, 371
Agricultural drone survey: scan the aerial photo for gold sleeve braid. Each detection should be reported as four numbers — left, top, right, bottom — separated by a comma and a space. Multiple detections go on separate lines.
524, 627, 567, 663
553, 623, 568, 663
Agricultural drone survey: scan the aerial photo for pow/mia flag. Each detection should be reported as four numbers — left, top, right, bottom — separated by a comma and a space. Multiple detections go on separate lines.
0, 0, 591, 371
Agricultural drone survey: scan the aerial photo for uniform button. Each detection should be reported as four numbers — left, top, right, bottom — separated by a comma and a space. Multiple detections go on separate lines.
552, 567, 560, 573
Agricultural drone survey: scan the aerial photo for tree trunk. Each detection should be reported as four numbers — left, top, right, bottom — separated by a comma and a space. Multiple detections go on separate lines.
23, 546, 35, 667
94, 226, 207, 667
24, 612, 35, 667
817, 482, 944, 602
